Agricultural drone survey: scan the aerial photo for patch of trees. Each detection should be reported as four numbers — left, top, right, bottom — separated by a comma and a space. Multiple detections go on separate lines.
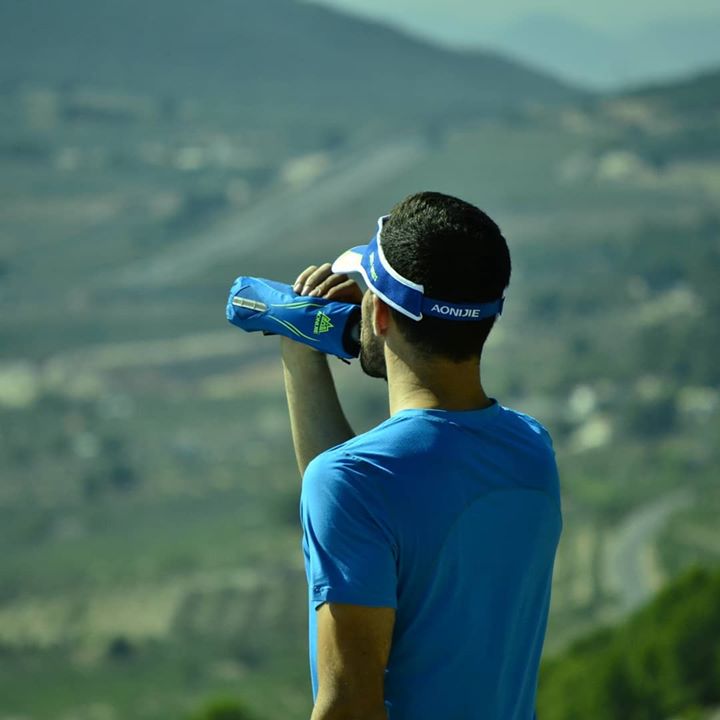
537, 566, 720, 719
189, 698, 256, 720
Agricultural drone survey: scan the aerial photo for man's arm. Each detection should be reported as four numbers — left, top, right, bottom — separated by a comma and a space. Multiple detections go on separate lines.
281, 263, 363, 476
282, 338, 354, 476
312, 602, 395, 720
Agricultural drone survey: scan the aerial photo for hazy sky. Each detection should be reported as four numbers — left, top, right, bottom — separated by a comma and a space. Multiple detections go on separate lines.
306, 0, 720, 87
307, 0, 719, 44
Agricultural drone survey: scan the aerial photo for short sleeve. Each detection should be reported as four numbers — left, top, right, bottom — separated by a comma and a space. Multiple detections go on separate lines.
301, 452, 398, 610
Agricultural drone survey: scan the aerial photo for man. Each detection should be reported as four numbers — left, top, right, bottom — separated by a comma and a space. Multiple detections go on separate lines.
281, 192, 562, 719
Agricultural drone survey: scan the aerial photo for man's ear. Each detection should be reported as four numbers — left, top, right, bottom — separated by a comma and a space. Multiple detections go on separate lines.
372, 294, 391, 336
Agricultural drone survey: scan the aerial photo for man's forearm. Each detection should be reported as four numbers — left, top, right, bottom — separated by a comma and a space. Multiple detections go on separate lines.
281, 339, 355, 476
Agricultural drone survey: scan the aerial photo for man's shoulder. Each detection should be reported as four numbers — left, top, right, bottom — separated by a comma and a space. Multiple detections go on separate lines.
303, 414, 415, 489
496, 404, 556, 448
317, 414, 413, 460
305, 402, 557, 486
311, 403, 556, 464
301, 423, 403, 521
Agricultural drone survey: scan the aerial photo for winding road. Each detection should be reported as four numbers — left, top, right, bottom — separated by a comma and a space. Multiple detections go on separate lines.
602, 488, 694, 613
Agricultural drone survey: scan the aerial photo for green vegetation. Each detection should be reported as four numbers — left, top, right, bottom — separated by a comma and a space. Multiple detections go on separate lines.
190, 698, 257, 720
538, 567, 720, 720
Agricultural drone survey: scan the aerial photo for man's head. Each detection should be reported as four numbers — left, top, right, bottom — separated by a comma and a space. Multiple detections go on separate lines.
335, 191, 511, 378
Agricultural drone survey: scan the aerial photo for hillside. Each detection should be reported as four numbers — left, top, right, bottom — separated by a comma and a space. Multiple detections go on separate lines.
0, 0, 579, 129
548, 65, 720, 169
623, 67, 720, 113
0, 14, 719, 720
538, 567, 720, 720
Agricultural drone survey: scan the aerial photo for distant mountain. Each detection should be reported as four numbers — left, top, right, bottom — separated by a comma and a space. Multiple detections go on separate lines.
479, 12, 720, 90
0, 0, 579, 128
621, 67, 720, 115
595, 67, 720, 167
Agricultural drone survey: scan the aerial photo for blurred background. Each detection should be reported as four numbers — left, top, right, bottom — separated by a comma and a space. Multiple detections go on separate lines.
0, 0, 719, 718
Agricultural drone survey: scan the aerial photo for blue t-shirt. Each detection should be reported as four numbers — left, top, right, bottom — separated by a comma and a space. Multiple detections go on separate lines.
300, 401, 562, 719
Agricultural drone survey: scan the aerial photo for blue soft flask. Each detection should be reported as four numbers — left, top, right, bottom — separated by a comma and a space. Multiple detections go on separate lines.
226, 276, 361, 360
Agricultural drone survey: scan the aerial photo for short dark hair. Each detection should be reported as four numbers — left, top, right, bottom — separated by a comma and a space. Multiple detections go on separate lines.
380, 191, 511, 362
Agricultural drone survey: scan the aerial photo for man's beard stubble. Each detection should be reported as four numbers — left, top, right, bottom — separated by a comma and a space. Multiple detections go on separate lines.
358, 317, 387, 381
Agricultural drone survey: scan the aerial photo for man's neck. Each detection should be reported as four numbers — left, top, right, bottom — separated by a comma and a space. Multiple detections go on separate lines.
385, 348, 492, 415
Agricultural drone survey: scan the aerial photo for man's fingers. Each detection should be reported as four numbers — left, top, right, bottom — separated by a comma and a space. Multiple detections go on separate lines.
309, 273, 349, 298
293, 263, 362, 303
293, 265, 318, 293
324, 279, 364, 305
294, 263, 333, 295
303, 263, 334, 293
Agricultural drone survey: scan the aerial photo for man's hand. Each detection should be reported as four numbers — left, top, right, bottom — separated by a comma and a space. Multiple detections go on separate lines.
280, 261, 363, 360
293, 262, 364, 304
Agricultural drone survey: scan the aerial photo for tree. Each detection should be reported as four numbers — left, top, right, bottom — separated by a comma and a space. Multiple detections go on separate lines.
537, 567, 720, 720
189, 698, 256, 720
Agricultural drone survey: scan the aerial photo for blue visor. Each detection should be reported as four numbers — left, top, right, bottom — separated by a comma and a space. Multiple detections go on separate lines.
332, 215, 505, 322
